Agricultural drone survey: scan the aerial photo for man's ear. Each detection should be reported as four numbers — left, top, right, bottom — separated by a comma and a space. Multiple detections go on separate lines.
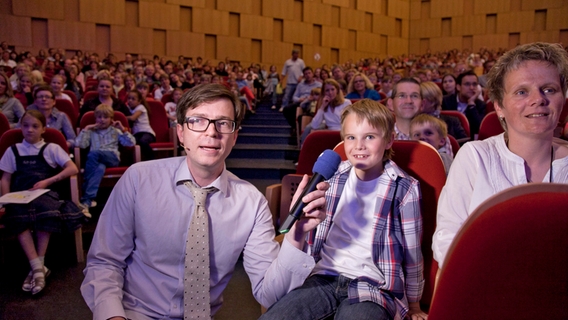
386, 98, 394, 112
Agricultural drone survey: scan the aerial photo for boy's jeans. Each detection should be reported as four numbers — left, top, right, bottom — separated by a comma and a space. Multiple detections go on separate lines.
259, 274, 392, 320
81, 150, 119, 202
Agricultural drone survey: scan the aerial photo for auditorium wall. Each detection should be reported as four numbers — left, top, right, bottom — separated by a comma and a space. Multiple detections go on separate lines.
1, 0, 567, 67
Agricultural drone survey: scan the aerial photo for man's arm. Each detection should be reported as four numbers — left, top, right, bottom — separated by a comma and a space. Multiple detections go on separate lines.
81, 168, 137, 320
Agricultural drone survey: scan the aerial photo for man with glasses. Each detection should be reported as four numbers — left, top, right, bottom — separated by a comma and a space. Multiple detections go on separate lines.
388, 78, 423, 140
442, 70, 486, 138
81, 84, 328, 320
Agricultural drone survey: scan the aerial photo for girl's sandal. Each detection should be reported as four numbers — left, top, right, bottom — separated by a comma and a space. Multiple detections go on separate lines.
22, 266, 50, 292
31, 268, 47, 295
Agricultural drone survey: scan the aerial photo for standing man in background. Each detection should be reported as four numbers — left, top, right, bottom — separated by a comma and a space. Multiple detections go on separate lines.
280, 49, 305, 112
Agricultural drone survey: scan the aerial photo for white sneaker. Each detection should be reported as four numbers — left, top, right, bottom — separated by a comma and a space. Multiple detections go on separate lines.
80, 202, 92, 218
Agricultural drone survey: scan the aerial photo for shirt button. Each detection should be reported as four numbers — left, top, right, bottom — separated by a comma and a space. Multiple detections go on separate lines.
173, 305, 177, 309
302, 263, 307, 268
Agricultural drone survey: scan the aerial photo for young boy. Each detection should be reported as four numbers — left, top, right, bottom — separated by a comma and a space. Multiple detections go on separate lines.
410, 113, 454, 174
260, 100, 427, 320
76, 104, 136, 217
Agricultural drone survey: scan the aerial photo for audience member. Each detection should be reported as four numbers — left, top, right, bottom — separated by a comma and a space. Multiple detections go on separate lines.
410, 114, 453, 174
0, 71, 26, 128
388, 78, 422, 140
280, 49, 305, 112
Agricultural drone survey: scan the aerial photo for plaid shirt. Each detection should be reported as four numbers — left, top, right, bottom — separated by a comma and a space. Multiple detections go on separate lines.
76, 126, 135, 160
307, 160, 424, 319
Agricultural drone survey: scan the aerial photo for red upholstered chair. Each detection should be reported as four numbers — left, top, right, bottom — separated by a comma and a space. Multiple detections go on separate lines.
146, 100, 177, 158
54, 99, 78, 127
0, 128, 84, 263
485, 100, 496, 114
74, 111, 140, 188
83, 91, 98, 103
296, 130, 342, 175
477, 111, 504, 140
161, 93, 173, 105
440, 110, 470, 138
63, 90, 80, 111
334, 140, 447, 308
0, 112, 11, 138
428, 183, 568, 320
447, 134, 460, 155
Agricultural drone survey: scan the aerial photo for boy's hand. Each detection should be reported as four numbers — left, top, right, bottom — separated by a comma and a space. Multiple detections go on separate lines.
284, 175, 329, 248
84, 124, 98, 131
407, 302, 428, 320
113, 121, 125, 131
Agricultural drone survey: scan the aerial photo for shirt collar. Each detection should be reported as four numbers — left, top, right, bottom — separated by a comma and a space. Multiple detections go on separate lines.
174, 159, 229, 196
21, 138, 46, 149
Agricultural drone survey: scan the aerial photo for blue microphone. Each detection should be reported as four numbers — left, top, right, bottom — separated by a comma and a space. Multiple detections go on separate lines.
279, 150, 341, 234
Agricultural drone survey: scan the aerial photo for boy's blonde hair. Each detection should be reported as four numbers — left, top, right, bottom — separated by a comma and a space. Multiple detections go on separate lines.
94, 104, 114, 119
340, 99, 395, 160
410, 113, 448, 138
310, 87, 321, 95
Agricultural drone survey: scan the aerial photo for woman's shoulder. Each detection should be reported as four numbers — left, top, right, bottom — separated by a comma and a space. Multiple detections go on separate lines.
553, 138, 568, 161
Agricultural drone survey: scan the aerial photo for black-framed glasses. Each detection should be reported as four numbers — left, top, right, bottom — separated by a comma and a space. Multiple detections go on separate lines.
184, 116, 236, 134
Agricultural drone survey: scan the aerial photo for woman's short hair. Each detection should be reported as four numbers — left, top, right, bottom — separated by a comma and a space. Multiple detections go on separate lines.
420, 81, 443, 110
0, 72, 14, 97
33, 84, 55, 100
346, 72, 373, 93
487, 42, 568, 106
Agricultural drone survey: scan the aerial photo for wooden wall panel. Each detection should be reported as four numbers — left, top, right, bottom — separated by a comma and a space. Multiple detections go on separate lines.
64, 0, 80, 22
357, 0, 382, 14
125, 1, 139, 27
303, 45, 332, 68
262, 41, 292, 66
167, 0, 205, 7
179, 6, 191, 31
303, 1, 332, 26
340, 7, 366, 31
262, 0, 294, 20
322, 0, 350, 8
79, 0, 125, 25
547, 6, 568, 30
217, 0, 253, 14
429, 36, 462, 52
408, 39, 420, 57
48, 20, 96, 51
389, 0, 410, 19
240, 14, 273, 40
13, 0, 65, 20
356, 31, 382, 53
166, 31, 204, 58
472, 34, 509, 51
283, 21, 313, 45
96, 24, 110, 55
430, 0, 463, 18
139, 2, 180, 30
110, 25, 153, 55
401, 19, 410, 39
496, 11, 534, 34
322, 26, 348, 49
520, 30, 561, 43
192, 8, 229, 35
409, 18, 441, 39
388, 37, 408, 57
452, 15, 486, 36
216, 36, 251, 62
521, 0, 567, 10
0, 14, 33, 47
373, 14, 396, 36
153, 29, 166, 57
474, 0, 511, 14
409, 1, 422, 20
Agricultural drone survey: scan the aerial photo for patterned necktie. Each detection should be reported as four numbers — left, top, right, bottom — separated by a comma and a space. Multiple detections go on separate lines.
184, 180, 218, 319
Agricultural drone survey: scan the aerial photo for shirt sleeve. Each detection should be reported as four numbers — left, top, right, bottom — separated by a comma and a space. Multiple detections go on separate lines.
0, 147, 16, 173
118, 130, 136, 147
81, 167, 137, 320
45, 143, 72, 168
241, 199, 315, 309
310, 107, 325, 129
432, 143, 478, 267
60, 113, 77, 147
76, 129, 91, 149
400, 178, 425, 303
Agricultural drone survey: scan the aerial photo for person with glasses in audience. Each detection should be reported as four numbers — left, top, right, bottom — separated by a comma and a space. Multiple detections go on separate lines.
345, 72, 382, 101
388, 78, 423, 140
81, 83, 329, 320
442, 70, 486, 139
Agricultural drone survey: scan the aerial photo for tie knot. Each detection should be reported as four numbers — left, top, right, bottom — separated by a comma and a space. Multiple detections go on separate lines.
185, 180, 218, 205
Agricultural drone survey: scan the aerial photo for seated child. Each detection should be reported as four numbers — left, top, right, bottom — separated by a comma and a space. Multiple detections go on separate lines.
0, 109, 83, 295
260, 99, 427, 320
125, 90, 156, 161
136, 82, 155, 101
296, 87, 321, 136
75, 104, 136, 216
410, 113, 454, 175
164, 88, 182, 127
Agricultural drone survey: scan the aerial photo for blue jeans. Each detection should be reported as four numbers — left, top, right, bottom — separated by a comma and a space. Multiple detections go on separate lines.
259, 275, 392, 320
282, 83, 297, 108
81, 150, 119, 202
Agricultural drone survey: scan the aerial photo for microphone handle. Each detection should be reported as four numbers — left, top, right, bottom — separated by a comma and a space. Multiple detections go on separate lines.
279, 173, 323, 234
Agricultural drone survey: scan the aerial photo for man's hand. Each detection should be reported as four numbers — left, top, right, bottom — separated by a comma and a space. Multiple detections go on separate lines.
284, 174, 329, 249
